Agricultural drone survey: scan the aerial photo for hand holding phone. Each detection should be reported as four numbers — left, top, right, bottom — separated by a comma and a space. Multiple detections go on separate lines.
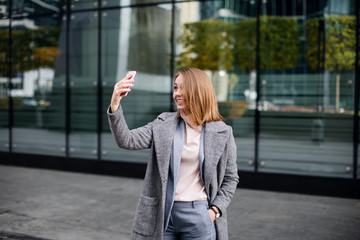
122, 71, 136, 97
127, 71, 136, 80
111, 70, 136, 113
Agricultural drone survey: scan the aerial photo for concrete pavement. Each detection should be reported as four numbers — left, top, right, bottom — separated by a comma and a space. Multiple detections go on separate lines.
0, 165, 359, 240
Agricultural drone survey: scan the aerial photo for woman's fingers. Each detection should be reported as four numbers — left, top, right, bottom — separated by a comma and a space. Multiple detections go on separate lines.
115, 78, 134, 89
208, 209, 216, 222
118, 87, 131, 97
110, 74, 136, 112
116, 82, 134, 89
113, 77, 134, 98
116, 77, 134, 88
115, 83, 134, 96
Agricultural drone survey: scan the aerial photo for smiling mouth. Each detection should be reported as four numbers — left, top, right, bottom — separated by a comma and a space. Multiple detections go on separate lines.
176, 99, 184, 105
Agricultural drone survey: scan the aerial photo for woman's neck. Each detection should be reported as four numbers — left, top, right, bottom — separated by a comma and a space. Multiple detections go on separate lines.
180, 111, 201, 129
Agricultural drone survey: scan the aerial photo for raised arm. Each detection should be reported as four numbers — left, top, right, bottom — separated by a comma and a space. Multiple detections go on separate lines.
107, 72, 153, 150
107, 105, 153, 150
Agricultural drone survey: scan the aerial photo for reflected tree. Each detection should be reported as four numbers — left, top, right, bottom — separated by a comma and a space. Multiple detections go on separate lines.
306, 16, 356, 111
234, 16, 301, 71
177, 19, 234, 72
177, 17, 301, 72
177, 17, 301, 114
0, 27, 61, 76
233, 16, 301, 109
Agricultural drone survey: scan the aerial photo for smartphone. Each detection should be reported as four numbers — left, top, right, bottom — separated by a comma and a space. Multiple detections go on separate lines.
122, 71, 136, 97
127, 71, 136, 80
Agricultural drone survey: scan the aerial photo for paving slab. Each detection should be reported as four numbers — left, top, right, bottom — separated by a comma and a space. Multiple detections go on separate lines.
0, 165, 359, 240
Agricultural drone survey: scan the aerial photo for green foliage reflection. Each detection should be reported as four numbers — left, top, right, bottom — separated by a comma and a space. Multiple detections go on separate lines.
235, 16, 301, 71
177, 16, 355, 73
306, 16, 356, 72
177, 19, 234, 71
177, 16, 301, 71
0, 26, 61, 76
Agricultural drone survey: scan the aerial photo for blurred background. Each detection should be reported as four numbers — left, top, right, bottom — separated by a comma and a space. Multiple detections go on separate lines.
0, 0, 359, 197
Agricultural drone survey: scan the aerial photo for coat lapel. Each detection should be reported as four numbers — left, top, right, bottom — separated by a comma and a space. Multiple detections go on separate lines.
153, 113, 179, 183
203, 121, 229, 191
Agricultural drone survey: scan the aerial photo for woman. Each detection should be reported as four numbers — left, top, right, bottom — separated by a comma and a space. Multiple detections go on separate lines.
107, 68, 239, 240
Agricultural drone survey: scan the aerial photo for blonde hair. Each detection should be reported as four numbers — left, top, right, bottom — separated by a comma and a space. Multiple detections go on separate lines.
175, 68, 224, 126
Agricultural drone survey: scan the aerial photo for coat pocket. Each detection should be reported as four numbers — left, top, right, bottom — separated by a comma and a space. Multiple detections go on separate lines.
133, 194, 159, 236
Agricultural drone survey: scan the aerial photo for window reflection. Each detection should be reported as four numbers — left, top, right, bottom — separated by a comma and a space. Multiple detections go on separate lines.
175, 1, 257, 171
0, 0, 357, 179
105, 0, 173, 8
0, 25, 8, 152
70, 0, 97, 11
10, 0, 64, 16
175, 0, 355, 177
257, 1, 355, 177
101, 5, 172, 162
7, 13, 66, 156
69, 11, 98, 159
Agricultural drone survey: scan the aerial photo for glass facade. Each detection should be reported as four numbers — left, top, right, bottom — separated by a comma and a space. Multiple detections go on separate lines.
68, 11, 98, 159
257, 1, 355, 177
0, 0, 358, 180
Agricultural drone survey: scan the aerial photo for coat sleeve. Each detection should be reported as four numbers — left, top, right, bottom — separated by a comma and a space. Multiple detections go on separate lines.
107, 105, 154, 150
211, 127, 239, 215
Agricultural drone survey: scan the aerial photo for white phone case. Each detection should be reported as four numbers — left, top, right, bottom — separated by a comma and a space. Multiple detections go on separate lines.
124, 71, 136, 96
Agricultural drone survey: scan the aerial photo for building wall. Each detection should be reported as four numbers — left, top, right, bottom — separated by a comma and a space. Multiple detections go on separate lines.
0, 0, 359, 183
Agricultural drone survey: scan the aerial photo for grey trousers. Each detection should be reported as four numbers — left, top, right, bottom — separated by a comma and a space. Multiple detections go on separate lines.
163, 200, 216, 240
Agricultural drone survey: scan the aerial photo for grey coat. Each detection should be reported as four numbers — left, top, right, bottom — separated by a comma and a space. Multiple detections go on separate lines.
107, 105, 239, 240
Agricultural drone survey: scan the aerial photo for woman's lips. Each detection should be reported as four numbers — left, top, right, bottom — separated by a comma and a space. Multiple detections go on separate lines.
176, 99, 183, 105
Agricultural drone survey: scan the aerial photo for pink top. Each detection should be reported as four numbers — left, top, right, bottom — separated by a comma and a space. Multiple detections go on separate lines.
174, 114, 208, 201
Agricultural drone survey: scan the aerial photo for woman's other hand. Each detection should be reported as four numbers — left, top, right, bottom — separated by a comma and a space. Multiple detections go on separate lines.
110, 74, 135, 113
208, 209, 216, 223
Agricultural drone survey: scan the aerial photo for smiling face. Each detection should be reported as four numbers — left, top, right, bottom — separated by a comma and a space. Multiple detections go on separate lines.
173, 74, 186, 112
173, 68, 224, 126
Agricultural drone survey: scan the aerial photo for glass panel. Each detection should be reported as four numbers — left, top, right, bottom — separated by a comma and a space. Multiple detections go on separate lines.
106, 0, 174, 8
10, 0, 65, 16
11, 14, 66, 156
175, 0, 257, 171
10, 0, 24, 15
69, 11, 98, 159
0, 27, 9, 152
1, 0, 9, 18
70, 0, 98, 11
258, 0, 355, 177
358, 0, 360, 179
101, 5, 172, 162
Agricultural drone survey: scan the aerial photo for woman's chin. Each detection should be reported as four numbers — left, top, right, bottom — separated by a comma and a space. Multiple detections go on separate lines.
176, 105, 185, 111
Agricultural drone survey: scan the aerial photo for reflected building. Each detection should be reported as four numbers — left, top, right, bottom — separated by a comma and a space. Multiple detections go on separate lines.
0, 0, 359, 197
